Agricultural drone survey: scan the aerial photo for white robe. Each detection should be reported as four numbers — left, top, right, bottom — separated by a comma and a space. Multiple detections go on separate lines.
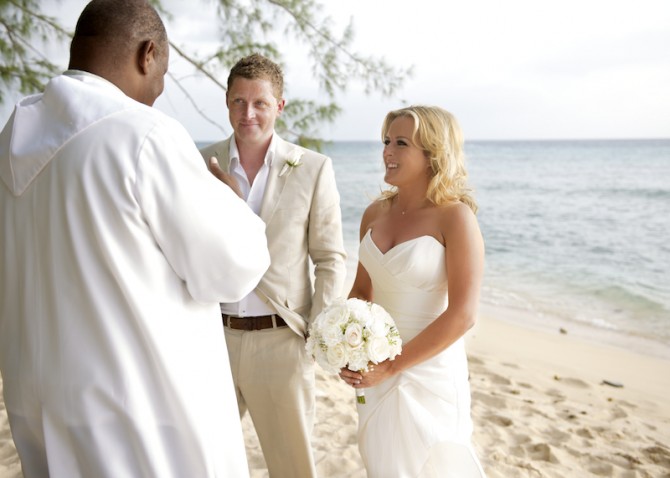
0, 72, 270, 477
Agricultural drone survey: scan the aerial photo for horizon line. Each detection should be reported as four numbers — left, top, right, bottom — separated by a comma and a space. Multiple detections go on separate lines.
194, 136, 670, 144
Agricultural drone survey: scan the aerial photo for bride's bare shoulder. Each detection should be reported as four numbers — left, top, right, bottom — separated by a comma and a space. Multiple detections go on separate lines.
359, 199, 390, 235
435, 201, 483, 248
436, 201, 479, 229
364, 198, 391, 220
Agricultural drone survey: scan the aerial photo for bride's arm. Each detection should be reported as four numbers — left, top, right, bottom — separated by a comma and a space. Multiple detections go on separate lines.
348, 262, 373, 302
339, 202, 377, 386
354, 202, 484, 388
347, 202, 380, 302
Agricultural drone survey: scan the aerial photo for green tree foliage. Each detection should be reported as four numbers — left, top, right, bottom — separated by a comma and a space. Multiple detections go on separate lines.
0, 0, 70, 103
1, 0, 411, 146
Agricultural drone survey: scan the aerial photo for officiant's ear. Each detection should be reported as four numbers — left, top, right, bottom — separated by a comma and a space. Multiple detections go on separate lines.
137, 40, 155, 74
136, 38, 168, 106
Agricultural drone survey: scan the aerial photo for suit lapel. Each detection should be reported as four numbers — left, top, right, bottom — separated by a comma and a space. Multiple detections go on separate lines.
259, 138, 293, 222
209, 137, 232, 172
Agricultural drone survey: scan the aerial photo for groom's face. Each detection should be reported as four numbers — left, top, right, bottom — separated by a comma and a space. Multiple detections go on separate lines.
227, 77, 285, 148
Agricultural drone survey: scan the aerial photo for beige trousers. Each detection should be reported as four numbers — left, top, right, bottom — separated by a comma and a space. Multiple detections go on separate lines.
224, 326, 317, 478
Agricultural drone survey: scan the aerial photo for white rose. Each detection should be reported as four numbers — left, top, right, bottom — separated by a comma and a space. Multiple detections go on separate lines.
347, 346, 369, 372
326, 342, 349, 372
311, 302, 348, 347
346, 298, 370, 321
321, 324, 344, 347
344, 322, 364, 347
368, 302, 385, 317
365, 313, 387, 337
370, 303, 394, 326
366, 335, 391, 364
389, 342, 402, 359
321, 302, 349, 329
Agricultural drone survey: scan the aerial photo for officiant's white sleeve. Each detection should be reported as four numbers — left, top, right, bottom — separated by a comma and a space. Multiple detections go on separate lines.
136, 119, 269, 303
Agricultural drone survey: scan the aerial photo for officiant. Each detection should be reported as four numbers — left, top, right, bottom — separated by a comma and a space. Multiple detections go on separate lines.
0, 1, 270, 476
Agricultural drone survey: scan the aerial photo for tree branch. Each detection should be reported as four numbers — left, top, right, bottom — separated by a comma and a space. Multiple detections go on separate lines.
6, 0, 72, 37
169, 41, 228, 92
266, 0, 360, 64
166, 71, 229, 137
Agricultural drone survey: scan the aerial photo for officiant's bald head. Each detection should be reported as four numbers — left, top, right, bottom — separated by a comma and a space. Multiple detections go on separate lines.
69, 0, 169, 106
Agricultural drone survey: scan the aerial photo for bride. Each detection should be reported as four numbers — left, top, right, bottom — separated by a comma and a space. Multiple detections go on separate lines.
339, 105, 487, 477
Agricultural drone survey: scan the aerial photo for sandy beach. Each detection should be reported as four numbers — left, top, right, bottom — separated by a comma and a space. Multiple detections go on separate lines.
1, 304, 669, 477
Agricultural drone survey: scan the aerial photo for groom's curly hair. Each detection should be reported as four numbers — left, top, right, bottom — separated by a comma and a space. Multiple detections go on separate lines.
227, 53, 284, 99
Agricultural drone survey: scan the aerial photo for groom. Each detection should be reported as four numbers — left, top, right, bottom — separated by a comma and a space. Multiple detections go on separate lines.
200, 54, 347, 477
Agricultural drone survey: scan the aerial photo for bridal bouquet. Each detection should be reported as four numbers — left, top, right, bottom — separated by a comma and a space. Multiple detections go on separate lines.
306, 298, 402, 404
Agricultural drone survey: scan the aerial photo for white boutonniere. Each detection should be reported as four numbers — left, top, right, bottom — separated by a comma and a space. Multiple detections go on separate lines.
279, 150, 304, 177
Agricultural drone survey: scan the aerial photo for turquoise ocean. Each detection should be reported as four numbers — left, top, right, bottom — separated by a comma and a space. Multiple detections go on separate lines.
322, 139, 670, 358
199, 139, 670, 358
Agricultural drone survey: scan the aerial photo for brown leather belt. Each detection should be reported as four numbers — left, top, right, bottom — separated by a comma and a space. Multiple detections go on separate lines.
222, 314, 287, 331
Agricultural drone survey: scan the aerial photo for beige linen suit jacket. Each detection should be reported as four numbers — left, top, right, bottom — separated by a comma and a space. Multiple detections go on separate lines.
200, 135, 347, 336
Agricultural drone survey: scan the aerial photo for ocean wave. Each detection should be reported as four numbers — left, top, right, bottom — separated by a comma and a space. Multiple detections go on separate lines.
482, 277, 670, 345
574, 187, 670, 200
590, 284, 668, 315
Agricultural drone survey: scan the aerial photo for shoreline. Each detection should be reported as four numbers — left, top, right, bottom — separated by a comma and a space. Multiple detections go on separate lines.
344, 252, 670, 364
479, 301, 670, 362
470, 306, 670, 409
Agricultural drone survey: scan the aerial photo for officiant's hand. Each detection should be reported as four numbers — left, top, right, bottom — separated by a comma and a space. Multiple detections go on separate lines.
208, 157, 243, 198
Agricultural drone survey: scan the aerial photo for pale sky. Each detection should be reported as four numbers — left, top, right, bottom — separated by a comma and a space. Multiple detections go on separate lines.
2, 0, 669, 141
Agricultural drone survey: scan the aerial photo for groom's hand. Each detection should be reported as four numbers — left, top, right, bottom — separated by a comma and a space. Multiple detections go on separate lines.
208, 157, 243, 198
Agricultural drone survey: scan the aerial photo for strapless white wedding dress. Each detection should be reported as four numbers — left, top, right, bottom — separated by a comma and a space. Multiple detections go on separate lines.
356, 229, 486, 478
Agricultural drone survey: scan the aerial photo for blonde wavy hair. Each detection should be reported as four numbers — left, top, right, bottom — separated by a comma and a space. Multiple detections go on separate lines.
379, 105, 477, 214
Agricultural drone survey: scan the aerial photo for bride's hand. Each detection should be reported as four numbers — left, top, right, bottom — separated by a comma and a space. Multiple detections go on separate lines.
339, 360, 394, 388
358, 360, 394, 387
338, 368, 363, 387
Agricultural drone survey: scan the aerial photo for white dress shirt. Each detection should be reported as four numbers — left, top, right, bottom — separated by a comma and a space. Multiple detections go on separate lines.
220, 135, 277, 318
